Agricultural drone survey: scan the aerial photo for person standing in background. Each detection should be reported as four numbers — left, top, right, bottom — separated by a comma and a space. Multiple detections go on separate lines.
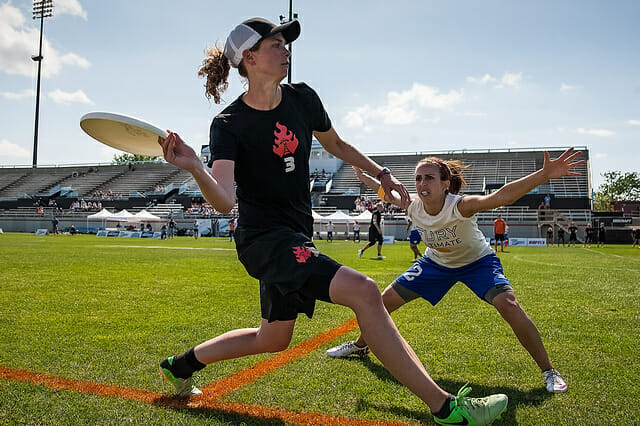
493, 214, 506, 252
568, 222, 578, 247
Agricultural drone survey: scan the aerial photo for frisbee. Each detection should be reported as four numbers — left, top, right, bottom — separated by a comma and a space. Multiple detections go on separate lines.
80, 112, 167, 156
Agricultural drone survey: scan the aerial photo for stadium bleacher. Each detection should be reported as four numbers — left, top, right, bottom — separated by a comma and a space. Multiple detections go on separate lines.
4, 146, 637, 242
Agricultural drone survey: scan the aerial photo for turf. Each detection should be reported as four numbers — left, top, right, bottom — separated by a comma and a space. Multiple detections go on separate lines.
1, 233, 638, 424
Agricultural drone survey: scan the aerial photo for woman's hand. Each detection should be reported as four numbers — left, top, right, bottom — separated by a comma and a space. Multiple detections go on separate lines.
380, 173, 411, 209
157, 131, 201, 173
541, 147, 585, 180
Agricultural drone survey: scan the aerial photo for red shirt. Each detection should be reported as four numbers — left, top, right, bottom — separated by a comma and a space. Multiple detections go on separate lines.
494, 218, 506, 234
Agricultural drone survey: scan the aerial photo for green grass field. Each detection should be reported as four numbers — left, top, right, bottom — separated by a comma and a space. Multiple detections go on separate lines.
1, 232, 639, 425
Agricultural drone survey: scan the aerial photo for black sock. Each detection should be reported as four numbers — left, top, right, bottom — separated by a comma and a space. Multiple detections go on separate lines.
433, 395, 455, 418
170, 347, 206, 379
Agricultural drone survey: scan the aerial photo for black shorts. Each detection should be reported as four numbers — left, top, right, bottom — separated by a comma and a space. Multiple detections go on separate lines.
368, 226, 383, 244
235, 227, 342, 322
494, 233, 505, 242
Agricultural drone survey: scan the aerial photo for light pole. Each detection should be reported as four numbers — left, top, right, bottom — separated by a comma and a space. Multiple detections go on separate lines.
32, 0, 53, 168
279, 0, 298, 84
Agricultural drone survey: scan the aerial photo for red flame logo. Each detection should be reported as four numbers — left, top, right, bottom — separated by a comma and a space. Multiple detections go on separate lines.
292, 246, 312, 263
273, 122, 298, 158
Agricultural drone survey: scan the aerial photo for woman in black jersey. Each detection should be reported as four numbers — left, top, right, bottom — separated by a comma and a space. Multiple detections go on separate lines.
358, 202, 385, 259
157, 17, 506, 425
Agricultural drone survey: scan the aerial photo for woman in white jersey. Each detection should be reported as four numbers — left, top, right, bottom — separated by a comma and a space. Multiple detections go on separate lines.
327, 149, 584, 394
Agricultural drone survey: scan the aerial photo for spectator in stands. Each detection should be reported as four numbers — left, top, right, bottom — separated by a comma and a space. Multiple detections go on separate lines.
334, 149, 583, 394
568, 222, 578, 247
583, 223, 594, 248
557, 226, 565, 247
597, 222, 606, 248
493, 214, 506, 252
544, 193, 551, 209
546, 225, 553, 247
155, 19, 507, 425
358, 202, 384, 259
407, 217, 422, 261
352, 221, 360, 243
326, 220, 334, 242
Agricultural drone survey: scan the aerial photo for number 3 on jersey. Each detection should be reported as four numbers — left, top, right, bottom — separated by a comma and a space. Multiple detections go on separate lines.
402, 263, 423, 281
284, 156, 295, 173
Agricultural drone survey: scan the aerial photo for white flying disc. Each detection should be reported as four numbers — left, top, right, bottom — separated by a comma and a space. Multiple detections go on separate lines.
80, 112, 168, 156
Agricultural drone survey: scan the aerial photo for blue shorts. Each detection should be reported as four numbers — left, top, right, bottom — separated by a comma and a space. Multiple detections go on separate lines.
409, 229, 422, 245
394, 253, 511, 305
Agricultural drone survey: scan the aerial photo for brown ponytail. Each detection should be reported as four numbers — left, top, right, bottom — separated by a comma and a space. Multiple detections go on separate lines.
417, 157, 469, 194
198, 43, 230, 104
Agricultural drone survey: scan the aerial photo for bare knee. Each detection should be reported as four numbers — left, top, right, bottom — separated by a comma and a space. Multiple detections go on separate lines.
254, 321, 294, 353
255, 332, 291, 353
345, 276, 383, 311
493, 293, 527, 320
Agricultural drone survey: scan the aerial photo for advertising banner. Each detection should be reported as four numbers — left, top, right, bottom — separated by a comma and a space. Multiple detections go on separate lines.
527, 238, 547, 247
508, 237, 528, 247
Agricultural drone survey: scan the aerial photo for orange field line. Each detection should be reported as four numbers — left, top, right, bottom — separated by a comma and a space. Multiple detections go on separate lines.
201, 317, 359, 397
0, 318, 417, 425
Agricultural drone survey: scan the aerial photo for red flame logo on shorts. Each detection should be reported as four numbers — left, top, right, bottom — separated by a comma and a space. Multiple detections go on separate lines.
273, 122, 298, 158
292, 246, 312, 263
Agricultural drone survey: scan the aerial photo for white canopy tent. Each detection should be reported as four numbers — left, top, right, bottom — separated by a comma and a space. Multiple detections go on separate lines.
322, 210, 354, 236
131, 209, 162, 222
106, 209, 135, 222
86, 208, 114, 220
354, 210, 372, 223
86, 208, 114, 232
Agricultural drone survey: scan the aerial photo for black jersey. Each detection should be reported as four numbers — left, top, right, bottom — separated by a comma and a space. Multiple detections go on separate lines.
370, 210, 382, 229
209, 83, 331, 237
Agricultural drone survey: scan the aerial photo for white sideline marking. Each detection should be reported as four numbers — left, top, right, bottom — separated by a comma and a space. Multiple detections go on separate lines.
95, 245, 236, 251
584, 248, 634, 260
513, 255, 639, 272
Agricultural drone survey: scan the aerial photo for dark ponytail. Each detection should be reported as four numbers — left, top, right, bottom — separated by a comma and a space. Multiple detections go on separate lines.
197, 43, 230, 104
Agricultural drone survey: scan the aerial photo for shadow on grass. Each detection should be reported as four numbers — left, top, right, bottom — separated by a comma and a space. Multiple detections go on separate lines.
343, 356, 553, 425
152, 395, 287, 425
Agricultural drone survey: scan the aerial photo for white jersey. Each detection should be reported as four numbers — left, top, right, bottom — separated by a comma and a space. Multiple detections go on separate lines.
407, 193, 493, 268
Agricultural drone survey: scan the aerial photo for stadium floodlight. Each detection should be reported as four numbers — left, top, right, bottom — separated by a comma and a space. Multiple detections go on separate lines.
279, 1, 298, 84
31, 0, 54, 168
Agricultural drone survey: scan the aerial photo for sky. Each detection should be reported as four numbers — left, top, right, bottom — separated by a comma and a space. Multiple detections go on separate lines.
1, 0, 638, 190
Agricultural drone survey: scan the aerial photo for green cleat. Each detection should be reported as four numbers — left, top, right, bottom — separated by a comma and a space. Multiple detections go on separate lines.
159, 356, 202, 397
434, 383, 508, 426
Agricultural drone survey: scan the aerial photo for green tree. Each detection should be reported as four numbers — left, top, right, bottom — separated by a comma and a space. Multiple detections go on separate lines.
112, 153, 162, 164
593, 171, 640, 211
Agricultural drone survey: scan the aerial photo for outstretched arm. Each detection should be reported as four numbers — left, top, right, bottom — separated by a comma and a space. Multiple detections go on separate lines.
352, 166, 406, 207
315, 127, 410, 208
458, 148, 584, 217
158, 132, 236, 214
